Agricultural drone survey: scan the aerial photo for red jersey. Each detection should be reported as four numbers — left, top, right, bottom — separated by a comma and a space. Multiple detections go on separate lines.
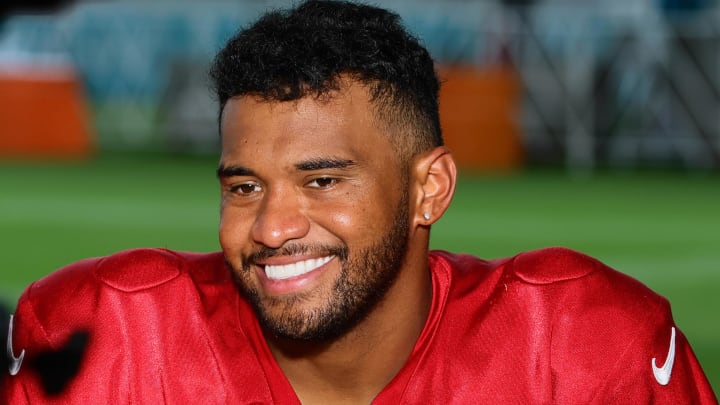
3, 247, 717, 403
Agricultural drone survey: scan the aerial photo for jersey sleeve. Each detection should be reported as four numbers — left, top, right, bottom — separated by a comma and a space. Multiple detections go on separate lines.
513, 247, 717, 404
2, 249, 265, 404
595, 310, 717, 403
0, 263, 100, 405
1, 251, 174, 404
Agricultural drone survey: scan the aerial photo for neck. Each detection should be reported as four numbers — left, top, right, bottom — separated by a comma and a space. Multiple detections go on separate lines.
267, 248, 432, 405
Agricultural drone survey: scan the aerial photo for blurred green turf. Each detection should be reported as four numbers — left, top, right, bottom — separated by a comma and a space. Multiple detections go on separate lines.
0, 155, 718, 394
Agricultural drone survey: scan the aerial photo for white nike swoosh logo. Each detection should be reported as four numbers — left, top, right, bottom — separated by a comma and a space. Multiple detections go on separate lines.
7, 314, 25, 376
651, 326, 676, 386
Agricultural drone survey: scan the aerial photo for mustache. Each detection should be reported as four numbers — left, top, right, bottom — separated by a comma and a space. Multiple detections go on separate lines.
242, 243, 349, 268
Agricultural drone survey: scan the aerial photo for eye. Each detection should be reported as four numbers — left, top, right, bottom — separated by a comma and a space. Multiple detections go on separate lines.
230, 182, 262, 195
307, 177, 337, 189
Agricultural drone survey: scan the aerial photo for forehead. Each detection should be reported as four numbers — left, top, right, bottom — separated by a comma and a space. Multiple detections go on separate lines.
219, 84, 397, 169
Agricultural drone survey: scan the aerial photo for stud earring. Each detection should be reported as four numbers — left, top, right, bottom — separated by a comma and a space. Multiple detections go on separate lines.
423, 212, 431, 221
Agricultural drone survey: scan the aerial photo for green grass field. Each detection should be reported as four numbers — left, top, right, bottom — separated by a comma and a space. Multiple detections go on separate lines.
1, 155, 718, 394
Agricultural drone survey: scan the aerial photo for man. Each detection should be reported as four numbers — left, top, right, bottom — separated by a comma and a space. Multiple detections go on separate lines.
3, 1, 717, 403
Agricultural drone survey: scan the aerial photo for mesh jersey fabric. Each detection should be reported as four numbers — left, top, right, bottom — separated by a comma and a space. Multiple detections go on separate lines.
2, 247, 717, 403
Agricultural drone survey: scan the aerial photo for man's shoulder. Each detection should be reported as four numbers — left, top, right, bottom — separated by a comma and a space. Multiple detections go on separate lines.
20, 248, 228, 317
433, 247, 668, 315
31, 248, 224, 289
92, 248, 227, 292
506, 246, 666, 309
421, 249, 715, 403
431, 246, 609, 285
507, 246, 601, 284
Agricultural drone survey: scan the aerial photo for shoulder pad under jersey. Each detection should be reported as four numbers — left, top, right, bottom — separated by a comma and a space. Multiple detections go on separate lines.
511, 246, 599, 285
95, 248, 182, 292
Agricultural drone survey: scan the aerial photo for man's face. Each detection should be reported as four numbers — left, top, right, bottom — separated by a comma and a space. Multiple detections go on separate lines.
218, 84, 411, 341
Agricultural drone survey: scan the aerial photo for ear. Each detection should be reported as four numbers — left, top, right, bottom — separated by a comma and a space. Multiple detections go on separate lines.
411, 146, 457, 228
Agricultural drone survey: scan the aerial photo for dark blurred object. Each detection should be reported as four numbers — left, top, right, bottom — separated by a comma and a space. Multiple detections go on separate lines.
30, 330, 90, 396
2, 303, 89, 396
500, 0, 536, 6
1, 0, 73, 18
159, 60, 220, 155
659, 0, 715, 11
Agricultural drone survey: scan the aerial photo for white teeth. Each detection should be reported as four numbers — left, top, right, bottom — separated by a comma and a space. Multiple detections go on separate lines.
265, 256, 334, 280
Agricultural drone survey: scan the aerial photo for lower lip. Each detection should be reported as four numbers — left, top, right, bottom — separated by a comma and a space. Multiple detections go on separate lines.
258, 259, 335, 296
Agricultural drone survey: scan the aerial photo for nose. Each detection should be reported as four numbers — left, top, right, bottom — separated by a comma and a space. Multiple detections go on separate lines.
251, 188, 310, 248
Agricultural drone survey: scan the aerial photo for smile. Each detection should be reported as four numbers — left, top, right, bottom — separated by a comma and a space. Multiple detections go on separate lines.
264, 256, 334, 280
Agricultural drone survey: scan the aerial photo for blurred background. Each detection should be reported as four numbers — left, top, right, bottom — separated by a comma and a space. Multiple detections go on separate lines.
0, 0, 718, 393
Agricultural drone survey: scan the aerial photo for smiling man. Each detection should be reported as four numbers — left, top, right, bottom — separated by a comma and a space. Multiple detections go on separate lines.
3, 1, 717, 404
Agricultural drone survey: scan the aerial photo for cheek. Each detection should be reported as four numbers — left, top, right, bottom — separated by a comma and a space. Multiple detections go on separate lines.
329, 210, 353, 228
321, 195, 393, 241
218, 206, 252, 252
325, 191, 373, 228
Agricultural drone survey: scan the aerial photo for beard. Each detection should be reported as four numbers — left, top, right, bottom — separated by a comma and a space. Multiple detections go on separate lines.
229, 190, 410, 343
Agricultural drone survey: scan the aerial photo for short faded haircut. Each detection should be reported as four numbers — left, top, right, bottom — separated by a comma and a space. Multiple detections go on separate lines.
209, 0, 443, 161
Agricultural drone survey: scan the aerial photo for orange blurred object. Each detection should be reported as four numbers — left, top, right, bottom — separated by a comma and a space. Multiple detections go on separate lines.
438, 65, 523, 171
0, 64, 94, 158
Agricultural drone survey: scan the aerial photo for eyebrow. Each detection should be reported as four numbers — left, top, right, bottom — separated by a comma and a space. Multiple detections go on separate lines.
217, 158, 357, 179
216, 164, 254, 179
295, 158, 356, 171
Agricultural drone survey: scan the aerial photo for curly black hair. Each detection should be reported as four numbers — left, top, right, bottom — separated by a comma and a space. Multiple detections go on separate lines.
209, 0, 443, 158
